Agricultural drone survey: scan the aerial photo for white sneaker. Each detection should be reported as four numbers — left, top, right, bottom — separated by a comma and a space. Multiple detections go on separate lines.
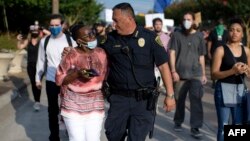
33, 102, 40, 111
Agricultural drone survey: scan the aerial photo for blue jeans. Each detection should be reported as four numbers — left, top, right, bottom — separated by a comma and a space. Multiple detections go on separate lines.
214, 81, 243, 141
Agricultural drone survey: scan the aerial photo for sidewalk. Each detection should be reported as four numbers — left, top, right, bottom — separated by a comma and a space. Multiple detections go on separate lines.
0, 68, 217, 141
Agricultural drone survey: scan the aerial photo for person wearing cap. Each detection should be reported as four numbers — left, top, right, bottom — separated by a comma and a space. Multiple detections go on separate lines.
94, 21, 107, 46
16, 25, 42, 111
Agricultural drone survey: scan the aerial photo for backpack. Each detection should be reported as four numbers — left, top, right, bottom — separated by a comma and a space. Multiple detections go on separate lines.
43, 34, 73, 73
44, 34, 72, 53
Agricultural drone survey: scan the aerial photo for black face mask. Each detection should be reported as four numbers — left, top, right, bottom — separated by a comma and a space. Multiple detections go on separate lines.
31, 33, 39, 38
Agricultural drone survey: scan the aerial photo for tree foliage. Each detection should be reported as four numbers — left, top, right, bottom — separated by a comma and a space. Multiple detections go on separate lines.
165, 0, 199, 26
60, 0, 103, 26
164, 0, 250, 46
0, 0, 103, 33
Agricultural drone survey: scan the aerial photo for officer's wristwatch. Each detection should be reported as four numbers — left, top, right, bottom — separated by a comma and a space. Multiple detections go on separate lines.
166, 94, 175, 99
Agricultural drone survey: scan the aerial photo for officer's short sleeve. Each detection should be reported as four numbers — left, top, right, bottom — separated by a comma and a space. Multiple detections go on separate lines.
151, 34, 168, 67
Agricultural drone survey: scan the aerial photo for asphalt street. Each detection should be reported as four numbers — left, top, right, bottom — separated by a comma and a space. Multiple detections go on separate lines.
0, 71, 217, 141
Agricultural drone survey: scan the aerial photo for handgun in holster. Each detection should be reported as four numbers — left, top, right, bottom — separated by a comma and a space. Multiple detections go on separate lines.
148, 76, 161, 138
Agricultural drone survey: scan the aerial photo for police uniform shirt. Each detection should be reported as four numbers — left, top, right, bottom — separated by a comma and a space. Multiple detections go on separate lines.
102, 26, 168, 90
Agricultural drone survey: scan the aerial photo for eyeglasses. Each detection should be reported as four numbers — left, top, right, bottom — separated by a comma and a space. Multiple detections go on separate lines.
82, 31, 96, 39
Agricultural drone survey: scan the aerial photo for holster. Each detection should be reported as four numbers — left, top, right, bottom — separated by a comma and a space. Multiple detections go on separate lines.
146, 88, 159, 111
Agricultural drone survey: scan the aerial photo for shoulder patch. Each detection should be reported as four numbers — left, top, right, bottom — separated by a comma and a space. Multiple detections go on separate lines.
155, 36, 163, 47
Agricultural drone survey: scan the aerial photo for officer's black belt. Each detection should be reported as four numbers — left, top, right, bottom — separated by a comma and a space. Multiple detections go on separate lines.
110, 89, 150, 100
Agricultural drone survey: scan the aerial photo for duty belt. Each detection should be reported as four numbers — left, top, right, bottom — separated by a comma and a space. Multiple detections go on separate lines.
110, 88, 151, 101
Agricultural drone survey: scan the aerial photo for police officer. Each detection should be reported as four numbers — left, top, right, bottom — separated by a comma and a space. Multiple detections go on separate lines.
102, 3, 175, 141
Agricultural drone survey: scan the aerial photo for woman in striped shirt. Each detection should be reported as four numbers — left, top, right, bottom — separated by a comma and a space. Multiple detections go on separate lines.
56, 24, 108, 141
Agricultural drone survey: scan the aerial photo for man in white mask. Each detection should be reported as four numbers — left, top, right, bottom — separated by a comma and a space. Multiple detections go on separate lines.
168, 11, 207, 139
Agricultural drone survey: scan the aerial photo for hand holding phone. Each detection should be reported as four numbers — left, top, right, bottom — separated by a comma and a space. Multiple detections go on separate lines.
78, 68, 99, 79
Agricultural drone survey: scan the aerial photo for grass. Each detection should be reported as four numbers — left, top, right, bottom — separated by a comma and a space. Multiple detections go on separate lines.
0, 33, 17, 52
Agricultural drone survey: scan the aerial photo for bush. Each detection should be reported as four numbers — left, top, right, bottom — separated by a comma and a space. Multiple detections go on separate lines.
0, 33, 17, 52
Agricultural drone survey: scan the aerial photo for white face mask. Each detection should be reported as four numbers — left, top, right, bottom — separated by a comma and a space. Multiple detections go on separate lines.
183, 20, 192, 30
86, 39, 97, 49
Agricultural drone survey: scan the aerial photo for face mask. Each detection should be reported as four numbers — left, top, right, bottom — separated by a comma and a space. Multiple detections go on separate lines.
215, 24, 224, 36
183, 20, 192, 30
87, 39, 97, 49
50, 26, 62, 37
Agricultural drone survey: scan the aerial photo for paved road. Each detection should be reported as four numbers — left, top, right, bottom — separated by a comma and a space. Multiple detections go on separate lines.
0, 74, 217, 141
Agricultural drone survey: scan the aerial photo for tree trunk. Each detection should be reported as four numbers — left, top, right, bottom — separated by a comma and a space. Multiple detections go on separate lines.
52, 0, 59, 14
2, 1, 10, 38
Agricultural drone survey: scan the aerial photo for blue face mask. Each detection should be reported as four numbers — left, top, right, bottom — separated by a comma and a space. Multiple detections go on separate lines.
87, 39, 97, 49
50, 26, 62, 37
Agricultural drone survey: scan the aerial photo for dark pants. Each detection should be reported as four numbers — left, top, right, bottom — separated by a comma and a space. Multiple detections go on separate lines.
173, 79, 204, 128
46, 80, 60, 141
105, 94, 153, 141
27, 62, 41, 102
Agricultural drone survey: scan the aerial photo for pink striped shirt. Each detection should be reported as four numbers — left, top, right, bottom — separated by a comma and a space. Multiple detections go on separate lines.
56, 47, 108, 118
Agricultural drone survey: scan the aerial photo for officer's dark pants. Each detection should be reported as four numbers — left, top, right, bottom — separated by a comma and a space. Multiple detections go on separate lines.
173, 79, 204, 128
46, 81, 60, 141
105, 94, 154, 141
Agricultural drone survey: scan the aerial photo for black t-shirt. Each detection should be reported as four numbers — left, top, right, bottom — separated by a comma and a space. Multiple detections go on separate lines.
101, 26, 168, 90
220, 45, 247, 84
208, 29, 229, 55
27, 41, 40, 63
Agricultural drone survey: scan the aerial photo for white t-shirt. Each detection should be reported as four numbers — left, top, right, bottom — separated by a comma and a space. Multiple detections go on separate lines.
36, 33, 77, 83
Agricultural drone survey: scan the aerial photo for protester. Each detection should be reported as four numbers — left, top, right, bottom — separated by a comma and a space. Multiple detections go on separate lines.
35, 14, 77, 141
152, 17, 170, 51
33, 20, 51, 38
102, 3, 175, 141
211, 18, 250, 141
16, 25, 43, 111
207, 18, 229, 88
56, 24, 108, 141
168, 11, 207, 139
94, 21, 107, 46
152, 17, 171, 90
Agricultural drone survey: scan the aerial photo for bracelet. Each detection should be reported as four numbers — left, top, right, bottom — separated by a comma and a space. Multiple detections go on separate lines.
166, 94, 175, 99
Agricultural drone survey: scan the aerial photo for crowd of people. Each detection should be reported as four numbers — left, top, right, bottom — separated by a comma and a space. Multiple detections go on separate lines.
16, 2, 250, 141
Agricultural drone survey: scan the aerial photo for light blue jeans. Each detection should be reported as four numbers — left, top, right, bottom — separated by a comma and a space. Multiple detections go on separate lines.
214, 81, 243, 141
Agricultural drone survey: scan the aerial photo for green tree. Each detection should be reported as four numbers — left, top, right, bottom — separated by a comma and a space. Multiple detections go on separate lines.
60, 0, 103, 26
0, 0, 50, 32
165, 0, 199, 26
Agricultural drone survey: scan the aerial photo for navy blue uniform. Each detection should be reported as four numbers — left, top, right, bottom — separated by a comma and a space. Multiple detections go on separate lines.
102, 26, 168, 141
